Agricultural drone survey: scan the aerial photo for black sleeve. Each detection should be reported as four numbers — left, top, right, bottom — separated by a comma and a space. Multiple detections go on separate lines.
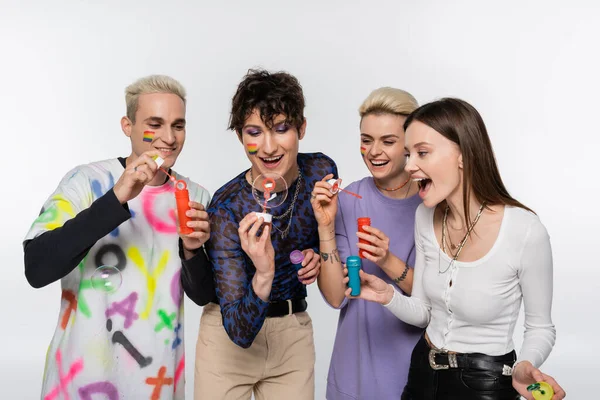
24, 189, 131, 289
179, 240, 217, 306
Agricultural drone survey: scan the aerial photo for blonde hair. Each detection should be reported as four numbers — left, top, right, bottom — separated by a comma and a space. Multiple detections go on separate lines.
125, 75, 187, 123
358, 87, 418, 119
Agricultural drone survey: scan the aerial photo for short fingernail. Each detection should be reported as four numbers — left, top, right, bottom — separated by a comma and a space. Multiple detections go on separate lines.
186, 211, 193, 216
187, 222, 193, 227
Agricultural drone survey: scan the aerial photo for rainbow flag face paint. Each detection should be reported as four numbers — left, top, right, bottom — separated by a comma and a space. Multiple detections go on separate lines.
247, 143, 258, 155
143, 131, 155, 143
360, 146, 366, 156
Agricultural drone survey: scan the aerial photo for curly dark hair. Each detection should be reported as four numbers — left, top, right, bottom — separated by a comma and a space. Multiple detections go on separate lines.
228, 69, 305, 134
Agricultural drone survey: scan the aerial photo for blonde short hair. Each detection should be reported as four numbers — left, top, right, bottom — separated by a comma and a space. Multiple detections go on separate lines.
125, 75, 187, 123
358, 87, 418, 119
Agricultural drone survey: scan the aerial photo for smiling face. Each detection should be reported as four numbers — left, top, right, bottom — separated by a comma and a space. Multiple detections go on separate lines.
360, 113, 408, 186
121, 92, 186, 169
404, 120, 463, 207
240, 109, 305, 184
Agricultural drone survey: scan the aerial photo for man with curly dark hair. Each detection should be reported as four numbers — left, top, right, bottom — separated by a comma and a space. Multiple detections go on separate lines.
191, 69, 338, 400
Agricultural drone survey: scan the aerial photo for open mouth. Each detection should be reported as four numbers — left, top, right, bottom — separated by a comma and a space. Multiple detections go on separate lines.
370, 160, 390, 168
156, 147, 176, 156
260, 155, 283, 168
414, 178, 432, 198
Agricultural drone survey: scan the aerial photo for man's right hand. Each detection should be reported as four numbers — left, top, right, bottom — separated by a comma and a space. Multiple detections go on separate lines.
238, 212, 275, 276
113, 151, 161, 204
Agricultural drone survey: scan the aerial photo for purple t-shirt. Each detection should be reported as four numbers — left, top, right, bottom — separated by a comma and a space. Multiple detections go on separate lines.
323, 177, 424, 400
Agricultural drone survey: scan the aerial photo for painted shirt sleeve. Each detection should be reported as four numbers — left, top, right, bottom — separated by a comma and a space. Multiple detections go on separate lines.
23, 168, 130, 288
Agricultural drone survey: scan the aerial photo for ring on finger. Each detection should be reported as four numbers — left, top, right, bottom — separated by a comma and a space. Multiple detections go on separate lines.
311, 193, 316, 199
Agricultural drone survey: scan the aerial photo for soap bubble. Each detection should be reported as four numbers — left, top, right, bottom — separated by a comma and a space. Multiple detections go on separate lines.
91, 265, 122, 293
251, 172, 288, 210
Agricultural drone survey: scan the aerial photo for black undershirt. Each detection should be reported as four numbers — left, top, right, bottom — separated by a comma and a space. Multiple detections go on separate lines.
24, 157, 216, 306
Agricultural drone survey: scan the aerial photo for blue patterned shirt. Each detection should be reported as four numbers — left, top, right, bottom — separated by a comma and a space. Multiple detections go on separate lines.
206, 153, 338, 348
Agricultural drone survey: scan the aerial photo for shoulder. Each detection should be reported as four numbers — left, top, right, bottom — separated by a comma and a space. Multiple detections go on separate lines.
507, 206, 549, 244
298, 152, 338, 179
57, 158, 120, 187
344, 176, 371, 192
208, 170, 247, 212
337, 177, 371, 208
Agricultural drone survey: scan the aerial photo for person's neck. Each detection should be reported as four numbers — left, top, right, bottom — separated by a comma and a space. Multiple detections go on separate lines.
373, 170, 415, 199
444, 188, 483, 230
125, 153, 169, 187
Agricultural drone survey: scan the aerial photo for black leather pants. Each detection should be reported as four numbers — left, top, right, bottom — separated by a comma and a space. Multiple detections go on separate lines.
401, 335, 520, 400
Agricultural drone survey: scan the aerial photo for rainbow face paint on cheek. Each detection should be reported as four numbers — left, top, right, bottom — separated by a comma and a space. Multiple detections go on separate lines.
360, 146, 366, 156
247, 143, 258, 155
143, 131, 155, 142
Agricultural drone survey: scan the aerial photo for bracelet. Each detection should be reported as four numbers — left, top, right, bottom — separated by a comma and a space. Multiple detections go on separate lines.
319, 237, 335, 241
393, 264, 410, 285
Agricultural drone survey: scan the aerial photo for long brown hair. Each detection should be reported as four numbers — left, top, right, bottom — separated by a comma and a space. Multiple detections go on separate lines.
404, 98, 533, 225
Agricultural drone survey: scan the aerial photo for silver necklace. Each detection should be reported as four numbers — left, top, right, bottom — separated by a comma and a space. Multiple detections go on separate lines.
249, 167, 303, 239
438, 202, 486, 274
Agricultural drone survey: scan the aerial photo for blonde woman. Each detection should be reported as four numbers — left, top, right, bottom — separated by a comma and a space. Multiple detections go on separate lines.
311, 87, 423, 400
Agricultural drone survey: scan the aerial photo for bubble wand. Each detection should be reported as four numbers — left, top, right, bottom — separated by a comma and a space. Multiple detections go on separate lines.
251, 172, 288, 227
327, 179, 362, 199
262, 177, 276, 213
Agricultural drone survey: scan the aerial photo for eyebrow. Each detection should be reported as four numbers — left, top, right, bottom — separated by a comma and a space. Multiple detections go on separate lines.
273, 119, 288, 126
144, 116, 186, 125
242, 119, 289, 131
144, 116, 164, 124
242, 124, 262, 131
360, 133, 399, 139
404, 141, 432, 151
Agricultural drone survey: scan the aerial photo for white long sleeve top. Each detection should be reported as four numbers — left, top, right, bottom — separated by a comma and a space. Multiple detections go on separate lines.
384, 204, 556, 367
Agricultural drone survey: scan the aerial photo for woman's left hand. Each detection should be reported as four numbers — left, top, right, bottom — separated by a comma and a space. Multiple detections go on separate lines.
343, 269, 394, 305
297, 249, 320, 285
512, 361, 566, 399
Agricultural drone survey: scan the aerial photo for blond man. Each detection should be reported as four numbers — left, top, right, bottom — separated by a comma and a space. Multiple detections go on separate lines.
23, 75, 214, 399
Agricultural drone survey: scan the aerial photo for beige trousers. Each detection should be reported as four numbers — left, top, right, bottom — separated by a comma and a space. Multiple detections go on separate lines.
194, 303, 315, 400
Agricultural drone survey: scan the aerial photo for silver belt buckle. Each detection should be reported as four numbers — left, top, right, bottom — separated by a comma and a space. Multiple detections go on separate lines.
286, 299, 293, 315
429, 349, 448, 370
428, 349, 458, 370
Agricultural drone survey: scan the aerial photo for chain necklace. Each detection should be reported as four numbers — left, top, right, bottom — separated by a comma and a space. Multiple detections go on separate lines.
249, 167, 303, 239
438, 201, 486, 274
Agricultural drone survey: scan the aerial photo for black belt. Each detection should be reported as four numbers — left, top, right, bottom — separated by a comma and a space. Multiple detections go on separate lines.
266, 298, 307, 318
429, 349, 515, 376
